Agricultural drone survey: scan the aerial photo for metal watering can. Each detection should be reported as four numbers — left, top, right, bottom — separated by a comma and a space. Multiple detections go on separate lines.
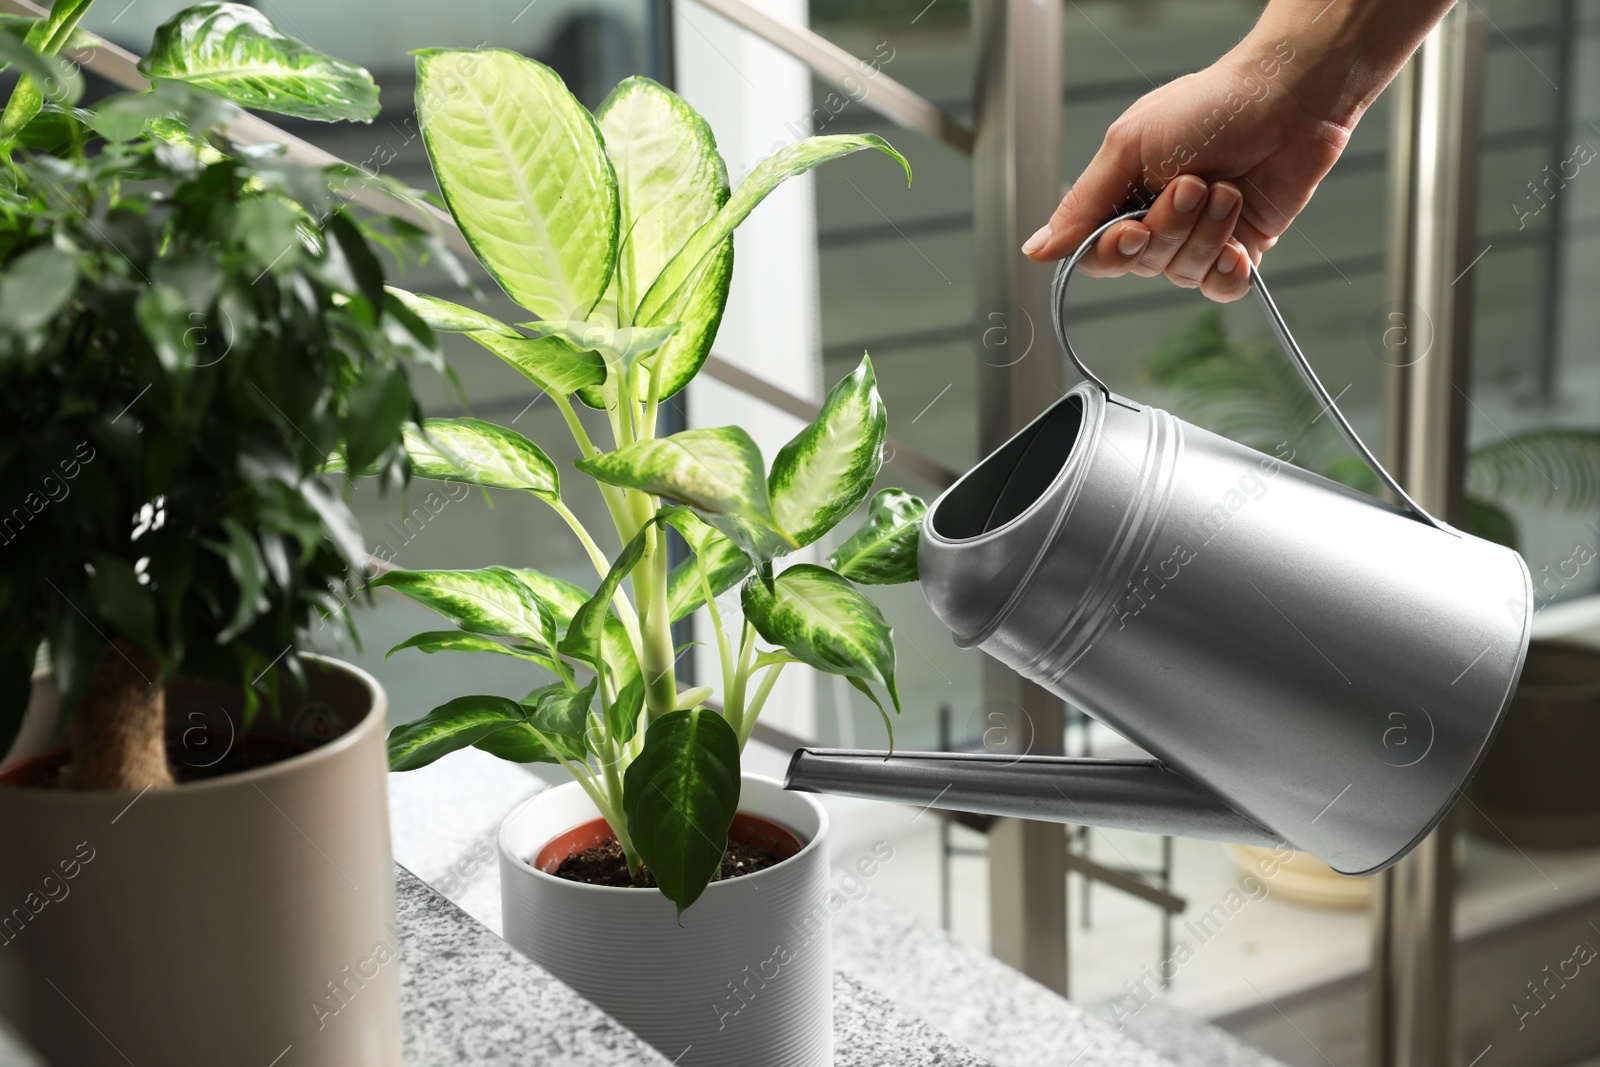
786, 211, 1533, 876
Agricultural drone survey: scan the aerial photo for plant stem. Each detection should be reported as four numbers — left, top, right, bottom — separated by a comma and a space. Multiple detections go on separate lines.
697, 559, 735, 705
551, 499, 643, 657
553, 393, 635, 540
725, 622, 756, 739
639, 522, 678, 720
738, 662, 787, 748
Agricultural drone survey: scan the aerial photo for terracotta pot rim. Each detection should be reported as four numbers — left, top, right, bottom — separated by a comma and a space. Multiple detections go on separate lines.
0, 652, 385, 800
499, 773, 829, 898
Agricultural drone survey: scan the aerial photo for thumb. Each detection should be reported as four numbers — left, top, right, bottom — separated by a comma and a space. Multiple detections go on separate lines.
1023, 139, 1143, 262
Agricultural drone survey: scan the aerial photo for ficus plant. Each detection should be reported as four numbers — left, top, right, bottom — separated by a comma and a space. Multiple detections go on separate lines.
0, 1, 449, 789
366, 52, 929, 912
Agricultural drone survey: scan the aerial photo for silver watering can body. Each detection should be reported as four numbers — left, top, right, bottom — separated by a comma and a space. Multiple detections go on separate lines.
786, 212, 1533, 876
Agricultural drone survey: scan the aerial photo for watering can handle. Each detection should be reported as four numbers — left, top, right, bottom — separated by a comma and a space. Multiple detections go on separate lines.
1050, 208, 1447, 533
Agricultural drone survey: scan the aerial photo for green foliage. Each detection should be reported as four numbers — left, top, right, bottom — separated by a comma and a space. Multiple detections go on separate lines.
138, 4, 380, 122
622, 707, 741, 915
373, 55, 916, 909
1143, 309, 1600, 551
0, 0, 442, 753
828, 488, 927, 585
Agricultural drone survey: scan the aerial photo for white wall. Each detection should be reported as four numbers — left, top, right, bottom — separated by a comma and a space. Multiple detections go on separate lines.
675, 0, 822, 737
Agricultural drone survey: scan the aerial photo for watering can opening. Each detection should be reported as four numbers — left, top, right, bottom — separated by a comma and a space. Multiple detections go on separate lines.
930, 392, 1086, 541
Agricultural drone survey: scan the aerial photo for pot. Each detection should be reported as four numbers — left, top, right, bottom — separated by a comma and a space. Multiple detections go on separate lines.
500, 774, 833, 1067
0, 654, 400, 1067
1464, 640, 1600, 848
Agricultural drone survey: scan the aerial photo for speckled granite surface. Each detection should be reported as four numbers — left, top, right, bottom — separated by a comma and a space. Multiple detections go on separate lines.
397, 864, 672, 1065
832, 893, 1287, 1067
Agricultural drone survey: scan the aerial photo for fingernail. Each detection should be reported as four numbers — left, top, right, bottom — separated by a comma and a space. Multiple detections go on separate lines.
1172, 177, 1204, 214
1208, 183, 1241, 221
1217, 244, 1239, 274
1022, 224, 1051, 255
1118, 227, 1150, 257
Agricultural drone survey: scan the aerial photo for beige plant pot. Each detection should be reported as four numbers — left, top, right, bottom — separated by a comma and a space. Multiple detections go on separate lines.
0, 654, 400, 1067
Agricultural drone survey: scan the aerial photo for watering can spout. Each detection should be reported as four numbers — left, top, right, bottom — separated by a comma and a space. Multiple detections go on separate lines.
784, 749, 1283, 847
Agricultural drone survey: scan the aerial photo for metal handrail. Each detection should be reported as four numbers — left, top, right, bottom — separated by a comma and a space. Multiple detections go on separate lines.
1, 0, 962, 491
688, 0, 974, 155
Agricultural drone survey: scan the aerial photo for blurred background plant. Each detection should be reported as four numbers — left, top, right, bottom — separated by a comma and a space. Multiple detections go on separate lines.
0, 1, 449, 789
1144, 307, 1600, 552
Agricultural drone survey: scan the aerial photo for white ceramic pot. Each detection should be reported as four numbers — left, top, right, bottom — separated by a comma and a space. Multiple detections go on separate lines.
0, 655, 400, 1067
500, 774, 832, 1067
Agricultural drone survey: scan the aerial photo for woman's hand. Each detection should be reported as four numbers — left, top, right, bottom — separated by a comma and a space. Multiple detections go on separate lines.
1022, 0, 1455, 302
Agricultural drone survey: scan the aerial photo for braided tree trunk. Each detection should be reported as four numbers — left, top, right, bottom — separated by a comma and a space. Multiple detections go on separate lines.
66, 641, 173, 791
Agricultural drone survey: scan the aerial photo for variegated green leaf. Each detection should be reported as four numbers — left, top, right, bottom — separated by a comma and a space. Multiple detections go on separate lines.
403, 418, 559, 499
471, 680, 592, 763
827, 488, 926, 585
385, 286, 519, 337
416, 49, 618, 320
770, 355, 886, 548
511, 566, 640, 690
667, 532, 752, 622
385, 629, 554, 669
388, 694, 524, 771
605, 674, 646, 746
741, 564, 899, 711
373, 566, 552, 646
576, 428, 790, 544
522, 316, 678, 372
467, 330, 605, 397
557, 518, 657, 671
583, 77, 732, 408
623, 707, 741, 915
637, 134, 909, 328
138, 4, 378, 123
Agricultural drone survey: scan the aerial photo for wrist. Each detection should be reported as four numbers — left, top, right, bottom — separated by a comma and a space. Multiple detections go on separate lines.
1235, 0, 1453, 129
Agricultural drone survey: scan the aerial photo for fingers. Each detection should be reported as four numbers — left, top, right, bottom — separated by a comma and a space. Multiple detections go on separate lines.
1200, 240, 1252, 303
1022, 132, 1140, 262
1163, 182, 1242, 288
1074, 174, 1205, 279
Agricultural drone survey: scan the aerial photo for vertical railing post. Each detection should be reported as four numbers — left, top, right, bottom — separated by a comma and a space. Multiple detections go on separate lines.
971, 0, 1069, 997
1370, 8, 1485, 1066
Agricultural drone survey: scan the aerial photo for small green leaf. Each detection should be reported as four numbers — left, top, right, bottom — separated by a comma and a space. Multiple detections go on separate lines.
0, 245, 77, 336
467, 330, 606, 397
216, 519, 268, 644
827, 488, 926, 585
373, 567, 552, 646
605, 674, 646, 745
769, 355, 887, 548
344, 361, 413, 475
623, 707, 742, 915
416, 49, 617, 320
90, 553, 158, 657
637, 134, 909, 327
741, 564, 899, 711
403, 418, 559, 499
514, 567, 640, 690
385, 286, 520, 337
558, 519, 656, 670
137, 4, 379, 122
576, 428, 790, 544
388, 694, 525, 771
522, 317, 679, 373
526, 677, 598, 761
385, 630, 554, 669
666, 533, 752, 622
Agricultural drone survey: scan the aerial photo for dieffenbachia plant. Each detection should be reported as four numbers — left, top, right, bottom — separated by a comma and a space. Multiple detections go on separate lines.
369, 52, 928, 912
